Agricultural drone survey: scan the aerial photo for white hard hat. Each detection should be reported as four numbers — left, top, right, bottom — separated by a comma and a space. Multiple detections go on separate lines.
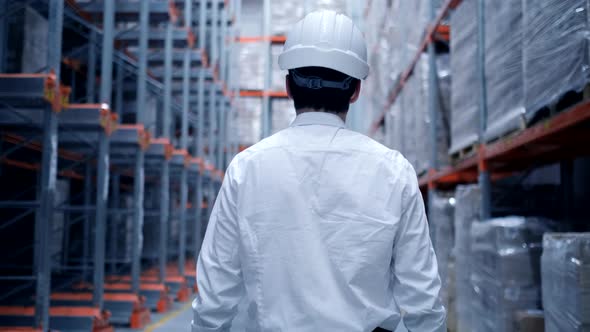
278, 10, 369, 80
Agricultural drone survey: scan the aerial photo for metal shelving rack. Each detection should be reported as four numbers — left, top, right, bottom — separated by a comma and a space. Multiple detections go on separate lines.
0, 0, 240, 330
368, 0, 590, 218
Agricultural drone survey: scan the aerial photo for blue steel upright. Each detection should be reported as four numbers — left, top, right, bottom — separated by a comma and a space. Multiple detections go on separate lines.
132, 0, 150, 294
93, 0, 114, 310
35, 1, 63, 329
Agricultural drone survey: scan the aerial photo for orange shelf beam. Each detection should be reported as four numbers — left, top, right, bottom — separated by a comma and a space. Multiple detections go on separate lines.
238, 90, 288, 98
236, 36, 286, 44
419, 101, 590, 189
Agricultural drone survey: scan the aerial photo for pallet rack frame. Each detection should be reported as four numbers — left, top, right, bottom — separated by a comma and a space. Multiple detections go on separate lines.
0, 1, 240, 330
367, 0, 590, 220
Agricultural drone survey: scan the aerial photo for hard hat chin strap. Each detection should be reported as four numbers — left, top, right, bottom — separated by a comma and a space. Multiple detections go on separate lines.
291, 70, 354, 90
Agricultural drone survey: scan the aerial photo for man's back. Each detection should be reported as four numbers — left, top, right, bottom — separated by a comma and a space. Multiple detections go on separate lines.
193, 112, 446, 332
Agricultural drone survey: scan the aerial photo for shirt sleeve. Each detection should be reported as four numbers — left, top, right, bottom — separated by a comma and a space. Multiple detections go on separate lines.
192, 164, 244, 332
393, 162, 446, 332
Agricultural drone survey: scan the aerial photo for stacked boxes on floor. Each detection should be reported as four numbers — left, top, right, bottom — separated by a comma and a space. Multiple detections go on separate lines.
470, 217, 550, 332
449, 0, 479, 154
453, 184, 481, 332
484, 0, 525, 141
542, 233, 590, 331
428, 191, 456, 330
523, 0, 590, 117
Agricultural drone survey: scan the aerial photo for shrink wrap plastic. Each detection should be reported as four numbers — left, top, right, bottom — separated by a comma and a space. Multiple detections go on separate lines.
523, 0, 590, 116
428, 191, 455, 310
271, 0, 347, 36
542, 233, 590, 332
271, 99, 296, 135
450, 0, 479, 154
484, 0, 525, 141
454, 184, 481, 332
470, 217, 551, 332
239, 42, 264, 91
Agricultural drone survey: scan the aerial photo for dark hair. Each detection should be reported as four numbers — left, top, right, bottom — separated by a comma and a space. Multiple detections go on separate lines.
287, 67, 360, 113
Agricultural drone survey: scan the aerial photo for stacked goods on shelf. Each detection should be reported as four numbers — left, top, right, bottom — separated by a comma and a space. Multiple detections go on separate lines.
238, 42, 263, 143
514, 310, 545, 332
484, 0, 525, 141
401, 64, 420, 168
470, 217, 551, 332
271, 99, 296, 135
168, 192, 180, 256
107, 194, 135, 264
236, 98, 262, 145
272, 44, 285, 91
365, 0, 398, 128
4, 5, 48, 73
239, 42, 265, 91
542, 233, 590, 331
447, 261, 457, 331
365, 0, 451, 172
428, 191, 455, 329
271, 0, 348, 36
454, 184, 481, 332
51, 180, 69, 270
387, 98, 402, 152
415, 55, 451, 174
523, 0, 590, 118
449, 0, 479, 154
142, 190, 161, 261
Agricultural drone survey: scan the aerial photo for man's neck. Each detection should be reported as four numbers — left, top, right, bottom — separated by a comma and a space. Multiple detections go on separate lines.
296, 108, 348, 122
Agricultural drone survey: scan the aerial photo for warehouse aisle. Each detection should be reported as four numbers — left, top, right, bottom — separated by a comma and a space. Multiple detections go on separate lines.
147, 302, 193, 332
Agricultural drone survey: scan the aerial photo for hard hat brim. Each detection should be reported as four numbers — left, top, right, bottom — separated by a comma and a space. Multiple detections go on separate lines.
278, 46, 370, 80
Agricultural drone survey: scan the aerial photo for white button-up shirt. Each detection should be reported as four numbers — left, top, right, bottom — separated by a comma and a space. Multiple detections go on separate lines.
192, 112, 446, 332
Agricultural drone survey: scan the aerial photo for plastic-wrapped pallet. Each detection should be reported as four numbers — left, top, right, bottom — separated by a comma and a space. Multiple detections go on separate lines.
514, 310, 545, 332
399, 0, 429, 61
272, 0, 347, 36
428, 191, 455, 310
409, 55, 429, 173
484, 0, 525, 141
388, 101, 403, 153
454, 184, 481, 332
271, 1, 305, 36
470, 217, 551, 332
271, 99, 296, 135
401, 74, 419, 168
237, 98, 262, 145
4, 5, 48, 73
450, 0, 479, 154
51, 180, 68, 270
239, 42, 264, 91
542, 233, 590, 332
271, 44, 285, 92
413, 55, 451, 174
447, 262, 458, 332
523, 0, 590, 117
141, 189, 161, 261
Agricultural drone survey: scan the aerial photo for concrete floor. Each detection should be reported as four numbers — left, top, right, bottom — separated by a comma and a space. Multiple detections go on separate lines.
114, 301, 193, 332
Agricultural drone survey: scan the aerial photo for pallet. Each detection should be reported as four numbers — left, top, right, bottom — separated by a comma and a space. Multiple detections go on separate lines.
71, 282, 172, 314
487, 84, 590, 149
0, 306, 113, 332
529, 84, 590, 126
450, 143, 478, 163
50, 292, 151, 329
105, 275, 191, 302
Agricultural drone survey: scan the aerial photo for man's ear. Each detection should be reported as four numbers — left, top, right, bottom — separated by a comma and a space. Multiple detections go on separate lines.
350, 81, 361, 104
286, 75, 292, 99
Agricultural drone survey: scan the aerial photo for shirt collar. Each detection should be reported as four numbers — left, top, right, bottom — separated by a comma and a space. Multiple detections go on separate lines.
290, 112, 346, 128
